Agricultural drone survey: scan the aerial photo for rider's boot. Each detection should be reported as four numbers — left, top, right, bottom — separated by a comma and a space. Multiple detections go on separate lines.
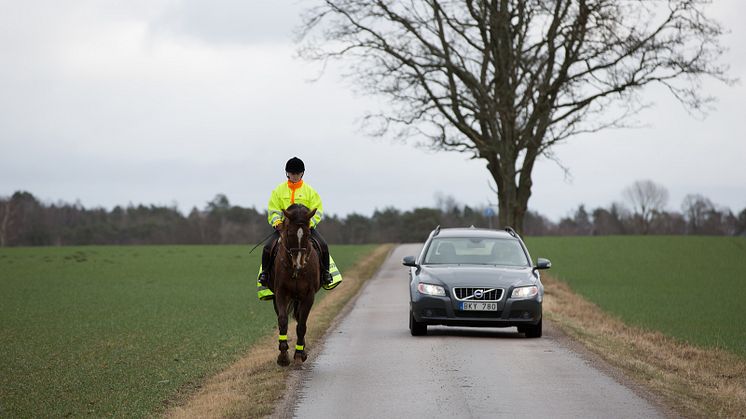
322, 271, 333, 288
258, 271, 269, 287
257, 240, 276, 301
257, 271, 274, 301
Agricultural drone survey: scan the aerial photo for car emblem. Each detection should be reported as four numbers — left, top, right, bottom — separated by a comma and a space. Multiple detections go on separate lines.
473, 289, 483, 299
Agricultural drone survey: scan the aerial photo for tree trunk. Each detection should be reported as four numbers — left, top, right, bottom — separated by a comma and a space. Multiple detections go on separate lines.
488, 164, 528, 235
495, 190, 528, 234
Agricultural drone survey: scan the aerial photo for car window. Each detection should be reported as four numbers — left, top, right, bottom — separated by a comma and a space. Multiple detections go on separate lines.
423, 237, 529, 266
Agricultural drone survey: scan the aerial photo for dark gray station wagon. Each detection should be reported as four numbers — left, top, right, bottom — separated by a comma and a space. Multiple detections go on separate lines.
403, 226, 551, 338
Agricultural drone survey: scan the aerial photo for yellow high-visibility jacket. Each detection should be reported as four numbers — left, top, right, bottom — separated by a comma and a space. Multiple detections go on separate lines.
267, 180, 323, 228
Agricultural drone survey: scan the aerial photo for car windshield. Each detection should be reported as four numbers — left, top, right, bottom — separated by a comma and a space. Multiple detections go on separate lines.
423, 237, 530, 267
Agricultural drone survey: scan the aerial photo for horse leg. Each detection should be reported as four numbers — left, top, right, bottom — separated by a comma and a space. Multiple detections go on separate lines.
275, 293, 291, 367
293, 297, 314, 366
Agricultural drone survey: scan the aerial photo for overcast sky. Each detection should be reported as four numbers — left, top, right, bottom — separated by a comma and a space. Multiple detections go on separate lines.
1, 0, 745, 222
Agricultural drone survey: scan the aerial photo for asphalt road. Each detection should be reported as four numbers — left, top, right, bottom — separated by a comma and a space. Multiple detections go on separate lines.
285, 244, 666, 418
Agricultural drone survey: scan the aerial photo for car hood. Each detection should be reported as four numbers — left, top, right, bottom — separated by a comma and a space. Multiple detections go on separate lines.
418, 265, 536, 288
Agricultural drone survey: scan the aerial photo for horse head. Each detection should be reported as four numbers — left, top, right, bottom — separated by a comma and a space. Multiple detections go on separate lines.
280, 204, 317, 278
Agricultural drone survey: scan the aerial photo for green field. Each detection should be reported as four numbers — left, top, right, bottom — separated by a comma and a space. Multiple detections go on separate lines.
0, 244, 376, 418
524, 236, 746, 357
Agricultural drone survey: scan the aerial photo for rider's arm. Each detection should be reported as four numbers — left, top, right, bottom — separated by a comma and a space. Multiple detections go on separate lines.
267, 186, 283, 227
308, 187, 323, 229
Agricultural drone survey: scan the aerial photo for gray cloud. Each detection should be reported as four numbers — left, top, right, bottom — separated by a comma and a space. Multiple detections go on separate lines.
151, 0, 304, 45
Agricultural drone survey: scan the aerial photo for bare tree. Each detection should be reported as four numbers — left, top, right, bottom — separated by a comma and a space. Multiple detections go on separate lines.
623, 179, 668, 233
299, 0, 730, 232
434, 192, 460, 213
681, 193, 715, 233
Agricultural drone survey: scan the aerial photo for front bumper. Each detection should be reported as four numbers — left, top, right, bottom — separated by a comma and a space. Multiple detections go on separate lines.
410, 294, 542, 327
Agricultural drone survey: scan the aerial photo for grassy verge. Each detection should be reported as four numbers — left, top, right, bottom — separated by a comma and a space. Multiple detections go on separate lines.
543, 274, 746, 418
164, 244, 394, 418
0, 244, 379, 418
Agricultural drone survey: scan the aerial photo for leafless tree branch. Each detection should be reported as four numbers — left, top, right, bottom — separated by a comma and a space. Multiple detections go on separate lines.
298, 0, 731, 231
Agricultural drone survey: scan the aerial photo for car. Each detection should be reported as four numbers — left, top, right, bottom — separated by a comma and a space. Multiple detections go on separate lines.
403, 226, 551, 338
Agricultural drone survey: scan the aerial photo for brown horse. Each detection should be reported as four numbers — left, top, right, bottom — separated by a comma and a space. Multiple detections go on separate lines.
271, 204, 321, 367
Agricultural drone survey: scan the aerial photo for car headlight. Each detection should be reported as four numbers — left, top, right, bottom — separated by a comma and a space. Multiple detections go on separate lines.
417, 283, 446, 296
511, 285, 538, 299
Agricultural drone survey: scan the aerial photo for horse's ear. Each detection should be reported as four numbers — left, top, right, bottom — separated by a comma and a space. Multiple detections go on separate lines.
307, 208, 317, 221
282, 209, 290, 219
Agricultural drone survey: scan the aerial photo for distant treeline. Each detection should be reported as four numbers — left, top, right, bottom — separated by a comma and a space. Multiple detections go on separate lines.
1, 191, 744, 247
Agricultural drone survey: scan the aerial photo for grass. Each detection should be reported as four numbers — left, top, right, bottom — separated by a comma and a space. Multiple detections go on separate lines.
524, 236, 746, 357
0, 244, 378, 418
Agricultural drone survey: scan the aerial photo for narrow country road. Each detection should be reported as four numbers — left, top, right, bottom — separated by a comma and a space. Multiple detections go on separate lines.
286, 244, 666, 418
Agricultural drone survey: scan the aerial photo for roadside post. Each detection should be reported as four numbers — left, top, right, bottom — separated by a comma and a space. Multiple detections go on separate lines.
483, 206, 495, 229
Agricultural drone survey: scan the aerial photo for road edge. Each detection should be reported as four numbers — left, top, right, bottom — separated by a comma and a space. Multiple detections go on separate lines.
268, 245, 397, 419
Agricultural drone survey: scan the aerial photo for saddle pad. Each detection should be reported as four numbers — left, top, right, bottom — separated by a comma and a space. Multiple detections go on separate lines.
256, 255, 343, 285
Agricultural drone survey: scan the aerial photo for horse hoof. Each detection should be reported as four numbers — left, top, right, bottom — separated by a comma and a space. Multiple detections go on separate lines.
277, 351, 290, 367
292, 352, 306, 369
294, 350, 308, 363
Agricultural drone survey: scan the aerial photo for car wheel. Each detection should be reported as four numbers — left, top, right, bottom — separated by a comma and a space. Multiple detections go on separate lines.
409, 310, 427, 336
524, 319, 542, 338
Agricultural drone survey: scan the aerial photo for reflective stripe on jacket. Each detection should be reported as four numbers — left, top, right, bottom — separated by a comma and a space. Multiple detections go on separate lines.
267, 180, 323, 228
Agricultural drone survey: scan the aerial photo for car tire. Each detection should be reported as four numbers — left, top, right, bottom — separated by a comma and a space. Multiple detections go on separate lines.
409, 310, 427, 336
524, 319, 542, 338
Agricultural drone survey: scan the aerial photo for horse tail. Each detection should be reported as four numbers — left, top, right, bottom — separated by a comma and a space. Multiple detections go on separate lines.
286, 299, 300, 322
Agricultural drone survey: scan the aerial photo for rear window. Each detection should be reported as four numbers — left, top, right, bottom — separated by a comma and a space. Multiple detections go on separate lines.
423, 237, 529, 267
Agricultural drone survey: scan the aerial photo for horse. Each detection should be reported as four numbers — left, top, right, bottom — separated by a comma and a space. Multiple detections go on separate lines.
270, 203, 321, 367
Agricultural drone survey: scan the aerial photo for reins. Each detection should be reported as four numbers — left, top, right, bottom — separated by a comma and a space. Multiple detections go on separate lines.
248, 230, 279, 254
278, 226, 312, 279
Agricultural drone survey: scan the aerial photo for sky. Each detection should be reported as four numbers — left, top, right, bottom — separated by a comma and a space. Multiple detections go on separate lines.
1, 0, 745, 222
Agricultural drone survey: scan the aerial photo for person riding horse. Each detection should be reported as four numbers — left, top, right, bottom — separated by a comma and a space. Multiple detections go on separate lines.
257, 157, 333, 300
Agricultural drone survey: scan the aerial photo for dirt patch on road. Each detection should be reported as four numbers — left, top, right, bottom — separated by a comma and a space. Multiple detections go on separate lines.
164, 244, 394, 419
543, 274, 746, 418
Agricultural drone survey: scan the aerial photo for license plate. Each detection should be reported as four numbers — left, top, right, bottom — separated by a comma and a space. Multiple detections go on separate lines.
460, 302, 498, 311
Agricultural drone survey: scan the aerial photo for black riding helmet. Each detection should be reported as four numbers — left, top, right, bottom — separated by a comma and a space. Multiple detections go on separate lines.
285, 157, 305, 173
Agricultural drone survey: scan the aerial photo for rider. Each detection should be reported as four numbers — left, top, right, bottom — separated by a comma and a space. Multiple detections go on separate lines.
257, 157, 332, 297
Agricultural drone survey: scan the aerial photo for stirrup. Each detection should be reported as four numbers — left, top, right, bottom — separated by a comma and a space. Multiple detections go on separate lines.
322, 272, 333, 285
322, 271, 341, 290
258, 271, 269, 287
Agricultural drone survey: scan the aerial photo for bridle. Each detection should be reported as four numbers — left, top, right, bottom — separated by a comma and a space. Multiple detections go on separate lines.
279, 221, 312, 279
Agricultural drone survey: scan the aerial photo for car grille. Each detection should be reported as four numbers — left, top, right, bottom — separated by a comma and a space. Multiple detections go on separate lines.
453, 287, 503, 301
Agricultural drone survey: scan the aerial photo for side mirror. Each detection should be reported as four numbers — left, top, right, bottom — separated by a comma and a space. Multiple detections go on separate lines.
535, 258, 551, 270
402, 256, 418, 267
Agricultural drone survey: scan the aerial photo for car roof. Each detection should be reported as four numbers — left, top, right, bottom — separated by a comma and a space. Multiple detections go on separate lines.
431, 227, 519, 240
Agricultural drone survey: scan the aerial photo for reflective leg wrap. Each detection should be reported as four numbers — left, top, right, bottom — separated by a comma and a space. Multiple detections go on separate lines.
278, 335, 289, 351
295, 344, 304, 351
